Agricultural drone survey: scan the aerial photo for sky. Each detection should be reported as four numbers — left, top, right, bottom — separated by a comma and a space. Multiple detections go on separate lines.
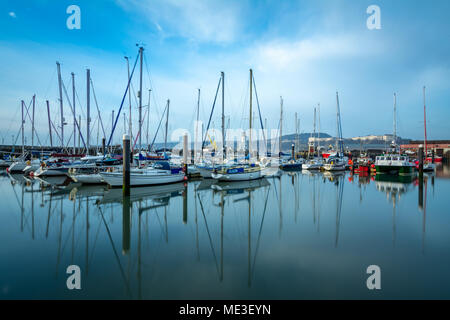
0, 0, 449, 147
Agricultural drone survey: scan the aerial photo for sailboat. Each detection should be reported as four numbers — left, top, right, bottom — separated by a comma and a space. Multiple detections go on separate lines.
280, 109, 303, 171
194, 73, 227, 178
212, 69, 262, 181
323, 92, 346, 171
100, 161, 185, 187
303, 105, 323, 170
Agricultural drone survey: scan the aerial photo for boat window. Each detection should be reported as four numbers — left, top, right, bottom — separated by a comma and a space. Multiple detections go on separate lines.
400, 157, 405, 161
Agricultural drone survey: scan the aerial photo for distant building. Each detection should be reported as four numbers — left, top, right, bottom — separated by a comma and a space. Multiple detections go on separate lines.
401, 140, 450, 158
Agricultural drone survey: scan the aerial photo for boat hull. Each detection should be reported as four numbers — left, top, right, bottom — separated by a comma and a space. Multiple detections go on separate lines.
8, 162, 28, 173
375, 165, 414, 175
302, 163, 322, 170
212, 170, 262, 181
323, 164, 346, 171
72, 174, 104, 184
196, 166, 215, 179
100, 172, 185, 187
34, 167, 70, 176
280, 163, 302, 171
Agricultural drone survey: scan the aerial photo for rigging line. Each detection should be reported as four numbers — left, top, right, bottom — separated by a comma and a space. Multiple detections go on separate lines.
64, 130, 75, 150
90, 78, 106, 138
3, 100, 20, 140
251, 186, 270, 278
252, 75, 267, 146
98, 205, 133, 298
50, 117, 63, 146
272, 174, 280, 203
104, 50, 139, 156
149, 103, 168, 152
24, 99, 44, 148
335, 176, 344, 247
201, 76, 222, 152
143, 53, 162, 114
132, 106, 149, 150
130, 81, 140, 109
74, 87, 86, 119
18, 97, 36, 148
62, 80, 87, 150
197, 192, 220, 277
12, 125, 22, 148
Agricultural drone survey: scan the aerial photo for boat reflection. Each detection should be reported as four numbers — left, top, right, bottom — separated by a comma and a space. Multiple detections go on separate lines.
99, 182, 185, 204
211, 178, 270, 194
2, 162, 448, 299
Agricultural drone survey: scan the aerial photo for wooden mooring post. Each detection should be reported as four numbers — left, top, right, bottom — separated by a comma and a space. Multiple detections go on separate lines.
123, 134, 130, 197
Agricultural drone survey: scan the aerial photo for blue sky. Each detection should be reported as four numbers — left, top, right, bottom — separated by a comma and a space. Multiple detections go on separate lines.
0, 0, 449, 146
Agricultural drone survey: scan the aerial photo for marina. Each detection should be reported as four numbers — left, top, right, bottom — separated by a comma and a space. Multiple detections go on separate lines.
0, 38, 449, 301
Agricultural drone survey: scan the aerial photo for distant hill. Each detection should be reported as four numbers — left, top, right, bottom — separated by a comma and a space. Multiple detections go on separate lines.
279, 133, 331, 144
147, 132, 410, 152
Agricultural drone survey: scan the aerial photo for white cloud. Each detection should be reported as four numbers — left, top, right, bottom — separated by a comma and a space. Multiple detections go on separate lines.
252, 34, 381, 72
8, 12, 16, 18
154, 22, 163, 32
116, 0, 241, 43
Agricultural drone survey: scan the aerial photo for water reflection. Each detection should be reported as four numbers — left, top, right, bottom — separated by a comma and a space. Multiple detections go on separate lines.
1, 164, 450, 299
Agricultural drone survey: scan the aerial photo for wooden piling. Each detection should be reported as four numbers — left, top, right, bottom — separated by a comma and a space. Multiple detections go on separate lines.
418, 145, 424, 178
123, 134, 131, 197
122, 195, 131, 254
102, 138, 106, 156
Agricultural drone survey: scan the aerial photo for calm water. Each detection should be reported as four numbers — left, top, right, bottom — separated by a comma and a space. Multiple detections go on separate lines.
1, 165, 450, 299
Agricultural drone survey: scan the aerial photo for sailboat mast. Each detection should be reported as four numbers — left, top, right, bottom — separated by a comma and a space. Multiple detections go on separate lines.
279, 96, 283, 157
197, 88, 200, 122
31, 94, 35, 151
56, 62, 64, 148
125, 56, 132, 141
123, 112, 126, 134
336, 92, 339, 152
313, 107, 317, 154
147, 89, 151, 149
79, 115, 82, 150
86, 69, 91, 154
71, 72, 76, 154
393, 92, 397, 148
111, 110, 114, 150
318, 103, 321, 152
165, 99, 170, 153
294, 112, 298, 153
249, 69, 253, 159
46, 100, 53, 147
221, 71, 225, 161
423, 86, 427, 156
138, 47, 144, 151
21, 100, 25, 155
196, 88, 200, 162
